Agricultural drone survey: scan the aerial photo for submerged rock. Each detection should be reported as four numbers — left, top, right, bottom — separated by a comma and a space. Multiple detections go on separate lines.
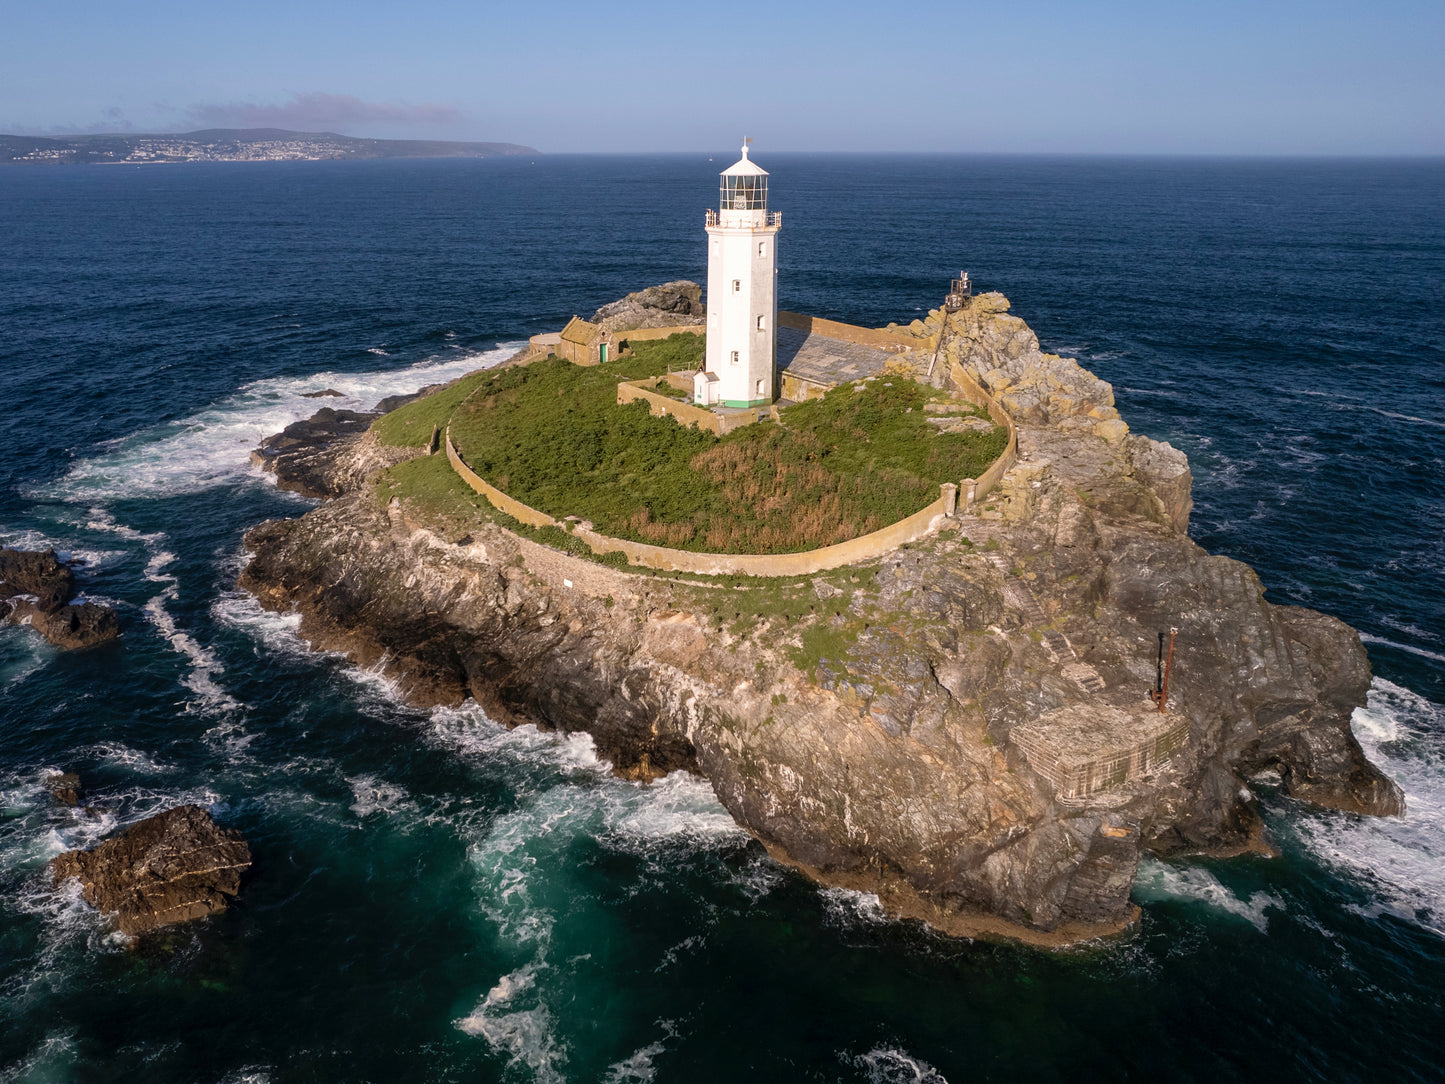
0, 548, 119, 649
50, 805, 252, 936
47, 772, 83, 806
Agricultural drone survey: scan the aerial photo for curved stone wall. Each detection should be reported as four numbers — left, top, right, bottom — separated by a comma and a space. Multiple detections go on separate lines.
439, 348, 1018, 577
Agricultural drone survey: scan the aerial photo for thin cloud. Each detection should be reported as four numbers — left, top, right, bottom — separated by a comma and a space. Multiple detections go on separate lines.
186, 92, 459, 131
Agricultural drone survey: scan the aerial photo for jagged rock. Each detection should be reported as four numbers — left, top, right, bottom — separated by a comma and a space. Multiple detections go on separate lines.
1128, 435, 1194, 534
47, 772, 82, 806
251, 399, 434, 499
591, 280, 704, 333
50, 805, 251, 936
0, 548, 75, 612
0, 548, 119, 649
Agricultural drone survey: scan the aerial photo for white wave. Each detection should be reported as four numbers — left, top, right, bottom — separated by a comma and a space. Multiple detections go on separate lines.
1359, 634, 1445, 666
603, 1041, 666, 1083
0, 1031, 81, 1084
77, 507, 165, 546
820, 886, 890, 927
599, 770, 744, 852
142, 592, 239, 713
454, 966, 566, 1083
1293, 678, 1445, 934
85, 741, 178, 776
0, 527, 122, 571
45, 344, 519, 503
1132, 859, 1281, 932
850, 1046, 951, 1084
212, 593, 306, 656
0, 634, 50, 690
214, 1071, 274, 1084
346, 774, 417, 821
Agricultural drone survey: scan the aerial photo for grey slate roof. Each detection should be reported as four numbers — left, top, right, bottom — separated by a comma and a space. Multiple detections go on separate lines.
775, 325, 899, 387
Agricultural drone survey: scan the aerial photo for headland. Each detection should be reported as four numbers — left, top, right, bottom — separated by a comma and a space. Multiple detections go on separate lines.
240, 283, 1404, 946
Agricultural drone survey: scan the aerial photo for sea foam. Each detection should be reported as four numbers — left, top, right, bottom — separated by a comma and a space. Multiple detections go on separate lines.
45, 343, 519, 504
1293, 678, 1445, 935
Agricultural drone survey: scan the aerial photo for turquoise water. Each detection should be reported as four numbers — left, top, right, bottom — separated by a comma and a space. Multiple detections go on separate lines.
0, 156, 1442, 1082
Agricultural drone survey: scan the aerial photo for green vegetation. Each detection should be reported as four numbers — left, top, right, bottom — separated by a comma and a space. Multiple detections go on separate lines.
442, 333, 1007, 555
371, 369, 497, 448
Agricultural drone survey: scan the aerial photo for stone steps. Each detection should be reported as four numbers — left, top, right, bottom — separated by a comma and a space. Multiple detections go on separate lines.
980, 550, 1106, 693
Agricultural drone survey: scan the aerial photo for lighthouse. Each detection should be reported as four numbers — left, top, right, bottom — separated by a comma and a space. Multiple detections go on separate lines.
703, 142, 781, 409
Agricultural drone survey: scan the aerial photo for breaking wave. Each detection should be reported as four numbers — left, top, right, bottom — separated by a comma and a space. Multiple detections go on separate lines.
1293, 678, 1445, 934
45, 344, 518, 503
1133, 860, 1282, 932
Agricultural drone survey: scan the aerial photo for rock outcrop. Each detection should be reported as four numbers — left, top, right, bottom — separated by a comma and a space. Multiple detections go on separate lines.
250, 392, 438, 499
0, 548, 119, 649
47, 772, 83, 806
238, 292, 1402, 945
50, 805, 252, 936
591, 280, 704, 333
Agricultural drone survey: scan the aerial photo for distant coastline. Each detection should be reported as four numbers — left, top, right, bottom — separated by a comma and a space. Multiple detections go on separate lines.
0, 127, 538, 165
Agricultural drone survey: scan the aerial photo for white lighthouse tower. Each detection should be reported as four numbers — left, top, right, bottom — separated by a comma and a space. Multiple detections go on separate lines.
704, 142, 780, 409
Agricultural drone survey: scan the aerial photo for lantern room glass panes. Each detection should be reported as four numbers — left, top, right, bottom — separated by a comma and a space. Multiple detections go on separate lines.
720, 174, 767, 211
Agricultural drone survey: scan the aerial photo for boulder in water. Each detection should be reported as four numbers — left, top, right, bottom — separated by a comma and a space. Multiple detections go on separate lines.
0, 548, 119, 649
50, 805, 252, 936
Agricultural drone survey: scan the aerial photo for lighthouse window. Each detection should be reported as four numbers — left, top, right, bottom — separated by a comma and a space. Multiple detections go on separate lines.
758, 241, 766, 257
756, 315, 765, 330
720, 175, 767, 210
732, 280, 741, 294
730, 350, 739, 366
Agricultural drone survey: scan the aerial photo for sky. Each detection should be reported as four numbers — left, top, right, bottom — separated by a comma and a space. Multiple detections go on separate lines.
4, 0, 1443, 154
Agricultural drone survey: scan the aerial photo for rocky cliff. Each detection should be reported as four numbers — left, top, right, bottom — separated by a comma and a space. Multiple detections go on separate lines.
238, 292, 1402, 945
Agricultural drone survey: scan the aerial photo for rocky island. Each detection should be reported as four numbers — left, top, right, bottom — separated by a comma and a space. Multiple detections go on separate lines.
238, 286, 1402, 945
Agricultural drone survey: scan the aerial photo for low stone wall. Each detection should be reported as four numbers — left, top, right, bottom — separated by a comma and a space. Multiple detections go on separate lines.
445, 434, 554, 528
617, 324, 706, 345
617, 380, 732, 436
445, 430, 954, 577
778, 311, 917, 353
950, 360, 1018, 507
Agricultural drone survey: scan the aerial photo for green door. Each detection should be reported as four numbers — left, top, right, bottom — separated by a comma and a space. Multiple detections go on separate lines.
599, 344, 608, 364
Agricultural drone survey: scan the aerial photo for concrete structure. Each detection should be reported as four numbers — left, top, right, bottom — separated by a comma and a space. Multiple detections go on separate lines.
692, 370, 720, 406
705, 143, 781, 408
1010, 704, 1190, 801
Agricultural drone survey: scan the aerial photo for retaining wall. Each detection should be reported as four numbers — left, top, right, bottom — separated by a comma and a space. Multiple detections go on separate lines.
617, 324, 706, 344
777, 311, 917, 353
949, 360, 1018, 507
445, 430, 953, 576
445, 434, 554, 528
439, 335, 1020, 575
617, 380, 748, 436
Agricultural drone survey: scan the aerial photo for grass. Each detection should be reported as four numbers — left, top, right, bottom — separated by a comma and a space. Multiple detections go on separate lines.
444, 333, 1008, 555
370, 369, 498, 448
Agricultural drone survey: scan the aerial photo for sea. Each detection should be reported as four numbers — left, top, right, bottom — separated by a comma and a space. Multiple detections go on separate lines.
0, 154, 1441, 1083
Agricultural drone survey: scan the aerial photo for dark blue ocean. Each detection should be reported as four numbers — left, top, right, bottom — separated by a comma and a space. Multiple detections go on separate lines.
1, 155, 1442, 1083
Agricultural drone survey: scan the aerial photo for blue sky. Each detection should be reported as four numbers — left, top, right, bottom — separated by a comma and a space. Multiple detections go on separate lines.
5, 0, 1442, 153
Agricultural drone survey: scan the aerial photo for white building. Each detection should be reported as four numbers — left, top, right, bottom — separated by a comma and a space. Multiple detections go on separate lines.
702, 143, 781, 409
